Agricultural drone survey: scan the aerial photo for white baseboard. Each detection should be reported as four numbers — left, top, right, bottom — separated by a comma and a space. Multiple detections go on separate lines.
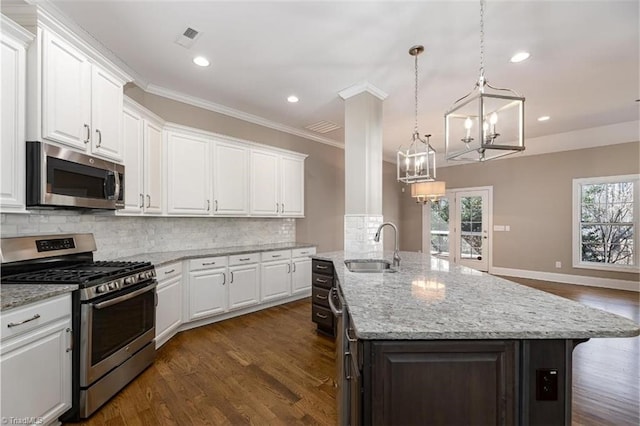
490, 267, 639, 292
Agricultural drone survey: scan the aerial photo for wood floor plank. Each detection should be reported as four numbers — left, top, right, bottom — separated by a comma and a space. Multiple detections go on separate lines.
69, 283, 638, 426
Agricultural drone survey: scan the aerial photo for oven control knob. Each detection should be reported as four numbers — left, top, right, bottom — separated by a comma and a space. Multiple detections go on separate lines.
138, 272, 147, 280
147, 271, 154, 279
108, 282, 117, 290
97, 285, 107, 294
124, 277, 135, 285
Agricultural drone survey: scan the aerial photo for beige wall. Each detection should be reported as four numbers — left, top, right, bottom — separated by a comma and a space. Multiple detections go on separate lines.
401, 141, 640, 282
125, 85, 401, 253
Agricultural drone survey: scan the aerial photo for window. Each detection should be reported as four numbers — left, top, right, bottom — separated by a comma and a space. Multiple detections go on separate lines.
430, 199, 449, 257
573, 175, 639, 271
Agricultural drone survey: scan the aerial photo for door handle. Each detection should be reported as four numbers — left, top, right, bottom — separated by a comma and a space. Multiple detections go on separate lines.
95, 129, 102, 147
215, 200, 218, 212
139, 193, 144, 208
230, 271, 234, 283
83, 124, 90, 144
207, 200, 211, 211
146, 194, 151, 208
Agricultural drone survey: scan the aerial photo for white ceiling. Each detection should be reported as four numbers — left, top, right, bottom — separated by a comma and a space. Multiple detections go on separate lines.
40, 1, 640, 159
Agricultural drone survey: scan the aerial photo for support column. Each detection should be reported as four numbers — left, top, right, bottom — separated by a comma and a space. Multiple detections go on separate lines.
339, 82, 388, 257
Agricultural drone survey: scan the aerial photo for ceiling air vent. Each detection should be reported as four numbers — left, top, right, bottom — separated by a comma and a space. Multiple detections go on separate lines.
305, 120, 341, 134
174, 27, 201, 49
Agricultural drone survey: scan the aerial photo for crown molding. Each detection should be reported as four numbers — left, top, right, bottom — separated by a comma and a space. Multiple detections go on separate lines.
1, 13, 35, 44
338, 81, 388, 101
145, 84, 344, 149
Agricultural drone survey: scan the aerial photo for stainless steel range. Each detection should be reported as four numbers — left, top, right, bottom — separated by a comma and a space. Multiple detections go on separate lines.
0, 233, 157, 420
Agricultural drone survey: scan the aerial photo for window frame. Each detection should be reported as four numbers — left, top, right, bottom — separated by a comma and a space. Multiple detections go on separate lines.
572, 174, 640, 272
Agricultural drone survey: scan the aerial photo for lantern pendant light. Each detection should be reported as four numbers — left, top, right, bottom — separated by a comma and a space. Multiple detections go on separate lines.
444, 0, 525, 162
397, 45, 437, 184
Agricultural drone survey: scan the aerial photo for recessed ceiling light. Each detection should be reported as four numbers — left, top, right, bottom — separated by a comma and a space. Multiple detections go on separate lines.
537, 115, 550, 122
193, 56, 210, 67
287, 95, 299, 103
510, 51, 531, 63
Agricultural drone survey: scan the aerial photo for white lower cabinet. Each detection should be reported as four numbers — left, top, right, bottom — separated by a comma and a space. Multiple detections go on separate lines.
155, 262, 183, 348
228, 253, 260, 311
291, 247, 316, 295
0, 294, 72, 424
187, 257, 228, 321
260, 250, 293, 303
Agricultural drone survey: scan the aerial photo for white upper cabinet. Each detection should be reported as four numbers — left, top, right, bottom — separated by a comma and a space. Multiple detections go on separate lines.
250, 149, 306, 217
121, 98, 165, 215
213, 140, 249, 215
166, 130, 211, 215
0, 16, 32, 213
280, 155, 305, 217
250, 149, 280, 216
90, 66, 123, 160
36, 25, 128, 162
41, 30, 90, 150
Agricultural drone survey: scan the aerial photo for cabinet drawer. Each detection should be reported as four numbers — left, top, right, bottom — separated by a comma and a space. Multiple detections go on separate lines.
229, 252, 260, 266
292, 247, 316, 258
261, 250, 291, 262
312, 273, 333, 289
155, 262, 182, 280
312, 286, 330, 308
312, 259, 334, 275
1, 294, 71, 341
189, 256, 228, 271
312, 305, 334, 329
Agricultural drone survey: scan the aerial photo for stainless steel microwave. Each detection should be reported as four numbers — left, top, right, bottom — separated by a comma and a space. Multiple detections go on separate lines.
26, 142, 124, 210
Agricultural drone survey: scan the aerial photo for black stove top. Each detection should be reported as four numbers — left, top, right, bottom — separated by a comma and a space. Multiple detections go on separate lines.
1, 261, 152, 287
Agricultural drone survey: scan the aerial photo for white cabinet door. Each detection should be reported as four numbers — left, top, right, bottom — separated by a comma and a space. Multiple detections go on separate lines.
167, 132, 210, 215
144, 121, 163, 214
41, 30, 91, 150
291, 257, 312, 295
250, 149, 280, 216
0, 30, 26, 211
228, 264, 259, 310
122, 106, 144, 213
280, 156, 305, 216
188, 268, 227, 320
91, 66, 123, 161
156, 275, 182, 348
213, 141, 249, 215
260, 260, 291, 302
0, 320, 72, 424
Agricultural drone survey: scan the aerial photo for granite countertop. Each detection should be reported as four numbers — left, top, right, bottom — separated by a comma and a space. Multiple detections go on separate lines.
1, 284, 77, 311
314, 251, 640, 340
117, 242, 316, 267
1, 242, 315, 312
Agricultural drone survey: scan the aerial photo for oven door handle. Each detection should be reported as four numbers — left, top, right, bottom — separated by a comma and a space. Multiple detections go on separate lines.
92, 283, 157, 310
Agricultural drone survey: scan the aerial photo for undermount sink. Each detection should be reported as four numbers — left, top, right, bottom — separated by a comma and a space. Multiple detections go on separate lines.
344, 259, 397, 273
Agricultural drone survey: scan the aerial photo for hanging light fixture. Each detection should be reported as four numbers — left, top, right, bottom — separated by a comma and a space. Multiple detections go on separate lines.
411, 181, 446, 204
397, 45, 438, 184
444, 0, 525, 162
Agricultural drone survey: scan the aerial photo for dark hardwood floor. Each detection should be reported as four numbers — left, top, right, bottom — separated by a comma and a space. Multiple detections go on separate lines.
71, 279, 638, 426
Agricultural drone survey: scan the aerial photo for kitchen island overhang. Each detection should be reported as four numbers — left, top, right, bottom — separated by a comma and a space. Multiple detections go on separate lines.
314, 251, 639, 425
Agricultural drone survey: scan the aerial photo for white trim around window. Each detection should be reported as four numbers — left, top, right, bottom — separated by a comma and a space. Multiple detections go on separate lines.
572, 174, 640, 272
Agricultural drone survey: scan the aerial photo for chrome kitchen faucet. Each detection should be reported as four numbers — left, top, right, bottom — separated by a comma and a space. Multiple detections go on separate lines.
374, 222, 400, 268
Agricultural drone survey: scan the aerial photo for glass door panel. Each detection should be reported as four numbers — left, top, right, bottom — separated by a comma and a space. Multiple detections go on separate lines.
456, 190, 489, 271
430, 198, 450, 258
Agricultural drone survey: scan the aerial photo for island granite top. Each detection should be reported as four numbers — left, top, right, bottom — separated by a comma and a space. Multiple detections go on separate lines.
314, 251, 640, 340
116, 242, 316, 267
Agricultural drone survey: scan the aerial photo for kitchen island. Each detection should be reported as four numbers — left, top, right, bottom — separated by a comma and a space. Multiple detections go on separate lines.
314, 251, 640, 426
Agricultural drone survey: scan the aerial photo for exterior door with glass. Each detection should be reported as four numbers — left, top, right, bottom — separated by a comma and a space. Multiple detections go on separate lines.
425, 188, 491, 272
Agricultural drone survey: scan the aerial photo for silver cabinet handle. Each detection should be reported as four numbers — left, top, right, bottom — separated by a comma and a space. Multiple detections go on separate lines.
202, 261, 216, 266
315, 278, 328, 283
281, 203, 284, 213
215, 200, 218, 212
293, 263, 296, 272
271, 254, 282, 258
315, 312, 328, 319
287, 263, 291, 273
84, 124, 90, 144
327, 287, 342, 316
146, 194, 151, 208
164, 269, 175, 275
66, 327, 73, 352
315, 294, 327, 300
316, 265, 329, 270
239, 258, 251, 261
222, 273, 226, 285
275, 202, 279, 213
139, 193, 144, 208
96, 129, 102, 147
207, 200, 211, 211
7, 314, 40, 328
345, 351, 352, 380
230, 271, 234, 283
345, 327, 357, 343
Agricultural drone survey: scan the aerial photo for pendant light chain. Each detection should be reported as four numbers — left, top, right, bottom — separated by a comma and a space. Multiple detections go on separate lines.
414, 52, 419, 134
479, 0, 485, 82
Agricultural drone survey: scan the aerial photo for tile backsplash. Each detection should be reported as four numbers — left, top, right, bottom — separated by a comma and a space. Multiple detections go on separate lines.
1, 212, 296, 260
